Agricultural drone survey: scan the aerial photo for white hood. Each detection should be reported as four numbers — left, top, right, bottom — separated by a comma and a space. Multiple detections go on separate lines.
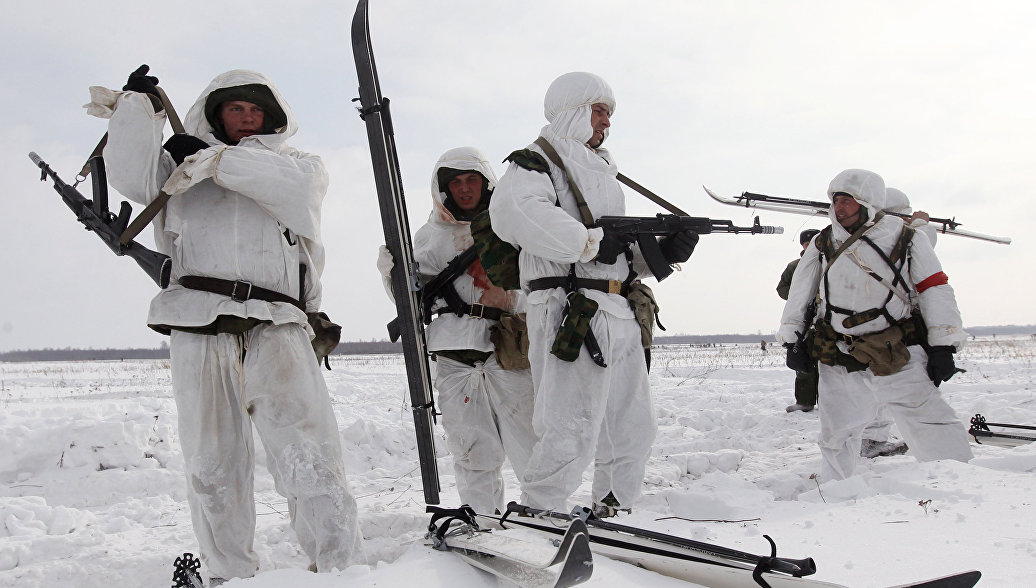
428, 146, 498, 226
827, 168, 886, 238
182, 69, 297, 149
536, 72, 623, 223
884, 187, 911, 215
542, 72, 616, 145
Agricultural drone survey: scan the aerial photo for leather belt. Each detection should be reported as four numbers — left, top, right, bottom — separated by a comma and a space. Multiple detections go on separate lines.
435, 303, 505, 321
179, 276, 305, 311
527, 276, 628, 296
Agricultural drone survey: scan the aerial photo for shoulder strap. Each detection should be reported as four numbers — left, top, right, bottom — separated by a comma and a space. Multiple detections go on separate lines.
815, 211, 886, 323
533, 136, 595, 228
504, 148, 550, 173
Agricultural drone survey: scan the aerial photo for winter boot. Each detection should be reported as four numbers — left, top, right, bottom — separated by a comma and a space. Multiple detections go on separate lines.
592, 492, 631, 519
861, 439, 909, 458
785, 403, 815, 413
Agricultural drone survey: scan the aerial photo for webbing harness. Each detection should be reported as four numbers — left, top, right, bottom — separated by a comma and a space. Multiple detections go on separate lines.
816, 217, 916, 329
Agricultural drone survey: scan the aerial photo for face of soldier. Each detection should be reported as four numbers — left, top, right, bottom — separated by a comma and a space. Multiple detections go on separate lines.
447, 172, 485, 211
833, 193, 863, 228
588, 102, 611, 148
219, 100, 265, 143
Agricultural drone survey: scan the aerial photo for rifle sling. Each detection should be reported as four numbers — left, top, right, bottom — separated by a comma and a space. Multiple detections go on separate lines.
533, 137, 595, 228
81, 87, 184, 180
616, 173, 688, 216
120, 190, 172, 245
111, 86, 187, 244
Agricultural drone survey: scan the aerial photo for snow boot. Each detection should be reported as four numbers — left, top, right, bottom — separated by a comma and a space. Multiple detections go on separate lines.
592, 492, 631, 519
785, 403, 815, 413
861, 439, 909, 458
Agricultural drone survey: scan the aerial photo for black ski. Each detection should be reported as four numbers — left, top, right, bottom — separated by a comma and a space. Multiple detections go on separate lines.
969, 414, 1036, 448
492, 503, 980, 588
350, 0, 440, 504
889, 570, 982, 588
427, 506, 593, 588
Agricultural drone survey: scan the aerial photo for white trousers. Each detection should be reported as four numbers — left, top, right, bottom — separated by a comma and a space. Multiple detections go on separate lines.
817, 345, 973, 480
434, 355, 536, 514
863, 406, 894, 442
520, 297, 656, 512
170, 323, 363, 579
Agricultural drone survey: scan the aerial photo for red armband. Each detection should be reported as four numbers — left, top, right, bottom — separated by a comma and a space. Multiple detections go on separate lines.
916, 271, 949, 293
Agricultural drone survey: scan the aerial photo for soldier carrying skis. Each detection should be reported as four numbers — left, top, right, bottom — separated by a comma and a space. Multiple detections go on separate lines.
87, 66, 364, 582
777, 169, 973, 481
378, 147, 537, 514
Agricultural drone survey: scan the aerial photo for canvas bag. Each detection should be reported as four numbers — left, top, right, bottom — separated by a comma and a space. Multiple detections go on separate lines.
489, 312, 531, 370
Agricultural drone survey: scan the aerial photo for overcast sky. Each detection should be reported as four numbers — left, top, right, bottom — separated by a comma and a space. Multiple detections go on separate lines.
2, 0, 1033, 351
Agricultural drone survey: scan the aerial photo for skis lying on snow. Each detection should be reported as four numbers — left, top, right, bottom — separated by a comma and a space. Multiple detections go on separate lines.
427, 506, 593, 588
350, 0, 440, 504
970, 414, 1036, 448
472, 502, 980, 588
703, 186, 1011, 245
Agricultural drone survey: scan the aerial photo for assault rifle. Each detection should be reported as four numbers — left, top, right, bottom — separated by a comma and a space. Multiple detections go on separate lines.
596, 214, 783, 280
29, 152, 171, 288
386, 246, 478, 342
704, 186, 1011, 245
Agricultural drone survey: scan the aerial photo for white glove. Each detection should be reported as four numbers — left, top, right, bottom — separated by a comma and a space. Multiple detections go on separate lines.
377, 245, 395, 302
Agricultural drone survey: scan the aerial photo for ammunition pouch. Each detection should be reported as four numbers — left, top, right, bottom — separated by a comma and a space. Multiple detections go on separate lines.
490, 312, 531, 370
811, 314, 927, 376
847, 324, 910, 376
626, 282, 662, 349
550, 292, 598, 362
307, 311, 342, 370
809, 320, 868, 373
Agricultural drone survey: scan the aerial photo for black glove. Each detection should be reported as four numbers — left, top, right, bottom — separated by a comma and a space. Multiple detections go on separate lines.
595, 227, 626, 265
122, 64, 160, 97
660, 230, 699, 264
785, 342, 815, 374
926, 345, 957, 387
163, 134, 210, 166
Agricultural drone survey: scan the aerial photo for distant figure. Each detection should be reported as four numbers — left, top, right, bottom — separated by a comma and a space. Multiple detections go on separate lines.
760, 339, 767, 353
777, 229, 820, 413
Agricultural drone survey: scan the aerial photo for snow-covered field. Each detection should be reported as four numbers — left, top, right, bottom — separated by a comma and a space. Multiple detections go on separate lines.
2, 338, 1034, 587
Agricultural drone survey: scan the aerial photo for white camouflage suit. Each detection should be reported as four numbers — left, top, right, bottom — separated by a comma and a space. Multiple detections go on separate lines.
413, 147, 537, 514
489, 72, 656, 512
90, 70, 362, 579
777, 169, 973, 480
863, 187, 939, 444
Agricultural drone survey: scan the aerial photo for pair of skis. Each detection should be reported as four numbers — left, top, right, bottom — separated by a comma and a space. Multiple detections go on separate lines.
429, 503, 981, 588
703, 186, 1011, 245
351, 2, 983, 585
427, 506, 593, 588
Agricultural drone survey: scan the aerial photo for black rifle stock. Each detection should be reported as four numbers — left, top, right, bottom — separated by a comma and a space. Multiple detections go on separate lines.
596, 214, 783, 280
29, 152, 171, 288
386, 246, 479, 342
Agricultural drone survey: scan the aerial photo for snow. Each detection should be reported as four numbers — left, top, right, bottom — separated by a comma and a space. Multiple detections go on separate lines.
2, 338, 1034, 587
